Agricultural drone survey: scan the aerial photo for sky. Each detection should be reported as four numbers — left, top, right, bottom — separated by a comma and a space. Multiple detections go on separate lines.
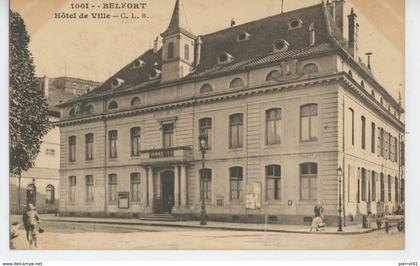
10, 0, 404, 101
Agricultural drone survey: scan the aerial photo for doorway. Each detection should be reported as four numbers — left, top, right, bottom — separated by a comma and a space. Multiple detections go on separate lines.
160, 171, 174, 213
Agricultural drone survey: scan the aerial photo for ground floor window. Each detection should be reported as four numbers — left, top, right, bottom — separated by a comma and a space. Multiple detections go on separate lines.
200, 168, 212, 202
229, 167, 243, 200
108, 174, 118, 202
300, 163, 317, 200
266, 165, 281, 200
85, 175, 94, 202
130, 173, 141, 202
46, 184, 55, 204
69, 176, 76, 202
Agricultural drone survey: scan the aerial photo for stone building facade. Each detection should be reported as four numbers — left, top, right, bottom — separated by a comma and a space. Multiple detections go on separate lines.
56, 0, 404, 225
10, 76, 100, 214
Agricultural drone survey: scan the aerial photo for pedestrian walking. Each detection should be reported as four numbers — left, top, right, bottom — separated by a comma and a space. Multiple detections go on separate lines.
26, 203, 40, 248
310, 202, 326, 232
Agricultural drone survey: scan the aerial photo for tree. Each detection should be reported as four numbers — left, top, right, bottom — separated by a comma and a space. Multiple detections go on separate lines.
9, 10, 51, 212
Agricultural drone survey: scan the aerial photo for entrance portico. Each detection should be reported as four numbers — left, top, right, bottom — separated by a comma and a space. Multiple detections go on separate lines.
143, 164, 189, 214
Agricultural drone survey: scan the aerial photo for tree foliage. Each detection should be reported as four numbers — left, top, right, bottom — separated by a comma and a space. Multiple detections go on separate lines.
9, 10, 51, 177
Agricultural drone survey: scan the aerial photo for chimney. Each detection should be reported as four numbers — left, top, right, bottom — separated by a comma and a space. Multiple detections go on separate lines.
327, 0, 345, 33
153, 36, 159, 53
348, 8, 358, 58
43, 75, 49, 99
309, 23, 315, 46
195, 36, 203, 67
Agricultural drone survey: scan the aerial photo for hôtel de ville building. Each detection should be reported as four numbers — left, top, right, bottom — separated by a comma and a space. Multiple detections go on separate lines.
56, 0, 405, 225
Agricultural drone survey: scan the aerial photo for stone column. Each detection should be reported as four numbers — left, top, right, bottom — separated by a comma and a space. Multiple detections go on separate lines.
174, 165, 179, 207
147, 167, 154, 207
180, 165, 187, 207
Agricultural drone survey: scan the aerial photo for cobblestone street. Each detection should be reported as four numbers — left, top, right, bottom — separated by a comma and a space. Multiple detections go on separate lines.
10, 220, 404, 250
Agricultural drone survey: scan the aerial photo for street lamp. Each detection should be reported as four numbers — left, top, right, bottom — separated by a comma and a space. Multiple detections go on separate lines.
337, 166, 343, 232
199, 134, 208, 226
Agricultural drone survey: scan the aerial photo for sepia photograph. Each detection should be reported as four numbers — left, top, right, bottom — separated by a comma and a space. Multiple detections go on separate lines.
8, 0, 406, 251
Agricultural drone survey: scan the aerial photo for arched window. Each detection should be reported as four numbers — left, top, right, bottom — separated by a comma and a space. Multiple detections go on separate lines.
199, 118, 212, 150
130, 173, 141, 202
85, 104, 94, 114
300, 163, 317, 200
266, 108, 281, 145
229, 167, 243, 200
380, 97, 384, 105
184, 44, 190, 60
302, 63, 319, 75
266, 165, 281, 200
361, 80, 365, 88
371, 90, 375, 97
108, 100, 118, 110
199, 83, 213, 94
199, 168, 212, 201
167, 42, 175, 59
229, 114, 243, 148
46, 184, 55, 204
130, 96, 141, 106
266, 70, 281, 81
348, 70, 353, 77
108, 174, 118, 202
229, 77, 244, 89
300, 104, 318, 142
69, 108, 75, 117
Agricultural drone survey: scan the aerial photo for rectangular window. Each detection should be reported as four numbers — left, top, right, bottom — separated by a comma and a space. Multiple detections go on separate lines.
349, 108, 354, 146
371, 171, 376, 202
380, 173, 385, 202
394, 137, 398, 162
361, 116, 366, 150
388, 133, 392, 161
361, 168, 367, 201
108, 174, 118, 202
229, 114, 243, 148
394, 177, 398, 203
130, 127, 141, 156
199, 118, 212, 150
69, 176, 76, 201
109, 130, 118, 158
130, 173, 141, 202
371, 122, 376, 153
85, 133, 94, 160
300, 104, 318, 142
162, 124, 174, 148
300, 163, 317, 200
266, 165, 281, 200
266, 109, 282, 145
401, 141, 405, 165
380, 128, 385, 157
200, 169, 212, 202
230, 167, 243, 200
388, 175, 392, 202
85, 175, 94, 202
69, 136, 76, 162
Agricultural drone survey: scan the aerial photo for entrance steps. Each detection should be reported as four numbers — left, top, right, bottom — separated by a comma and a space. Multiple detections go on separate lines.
140, 213, 177, 222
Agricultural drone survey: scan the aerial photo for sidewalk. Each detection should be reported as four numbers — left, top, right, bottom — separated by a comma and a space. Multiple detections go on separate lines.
33, 214, 379, 235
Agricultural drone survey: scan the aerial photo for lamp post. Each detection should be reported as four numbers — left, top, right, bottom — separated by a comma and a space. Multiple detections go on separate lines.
337, 167, 343, 232
199, 134, 208, 226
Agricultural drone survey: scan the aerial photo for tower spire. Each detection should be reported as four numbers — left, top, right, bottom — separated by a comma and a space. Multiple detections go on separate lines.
161, 0, 194, 38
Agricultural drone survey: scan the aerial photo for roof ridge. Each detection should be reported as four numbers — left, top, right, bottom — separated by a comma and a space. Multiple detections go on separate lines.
201, 3, 323, 39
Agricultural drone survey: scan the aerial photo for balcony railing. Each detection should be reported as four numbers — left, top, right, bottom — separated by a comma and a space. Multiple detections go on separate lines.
140, 146, 193, 166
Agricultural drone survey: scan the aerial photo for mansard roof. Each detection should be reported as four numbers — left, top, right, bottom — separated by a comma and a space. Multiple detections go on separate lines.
57, 2, 399, 110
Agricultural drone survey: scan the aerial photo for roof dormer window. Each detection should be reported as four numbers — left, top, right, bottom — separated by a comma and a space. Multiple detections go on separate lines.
218, 52, 234, 64
288, 18, 303, 30
111, 78, 125, 89
236, 32, 251, 42
132, 59, 145, 69
272, 39, 289, 53
149, 68, 161, 80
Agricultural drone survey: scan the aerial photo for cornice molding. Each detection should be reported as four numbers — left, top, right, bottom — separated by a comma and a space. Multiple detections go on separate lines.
56, 73, 405, 132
